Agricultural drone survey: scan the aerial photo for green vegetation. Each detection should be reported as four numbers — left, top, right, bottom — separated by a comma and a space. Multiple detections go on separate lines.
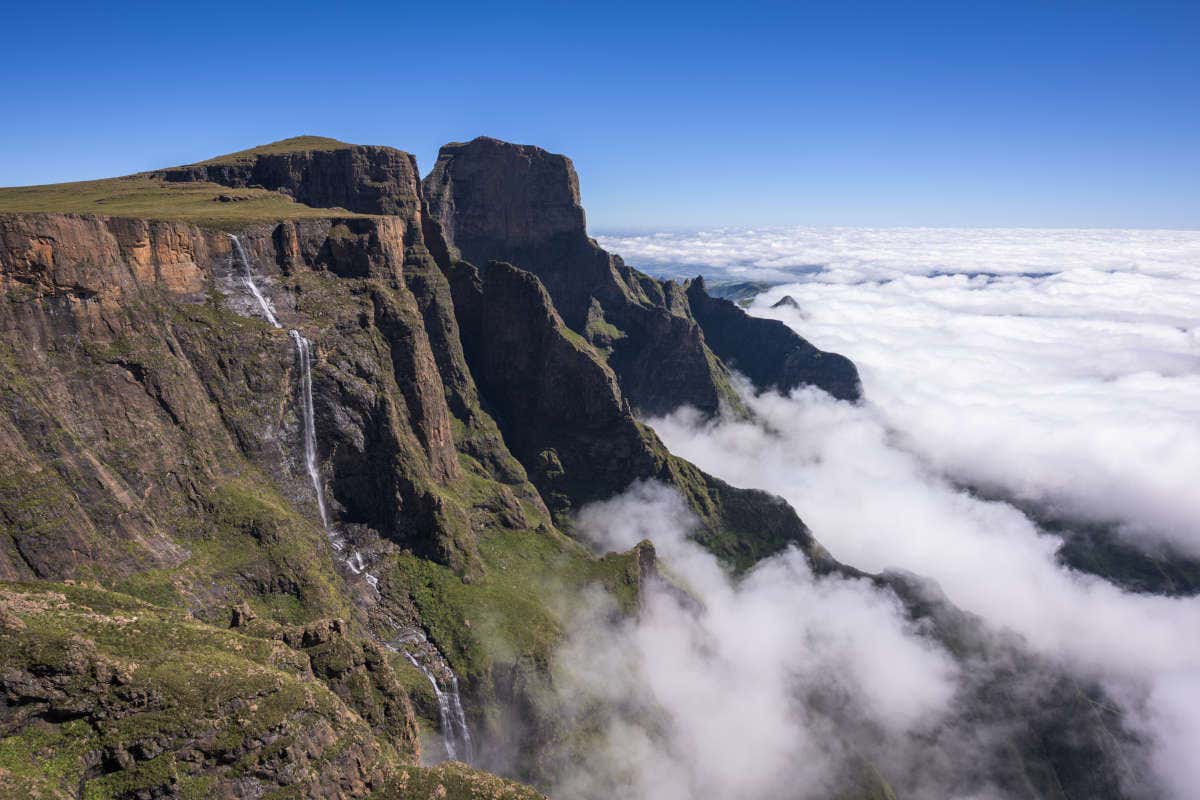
382, 524, 647, 685
193, 135, 355, 166
0, 581, 396, 800
374, 762, 544, 800
0, 175, 367, 230
175, 476, 355, 626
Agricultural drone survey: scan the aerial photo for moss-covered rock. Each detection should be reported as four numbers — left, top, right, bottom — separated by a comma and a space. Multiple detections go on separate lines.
0, 581, 405, 800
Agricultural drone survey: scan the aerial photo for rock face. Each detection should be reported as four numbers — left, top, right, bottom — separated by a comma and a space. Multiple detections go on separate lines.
687, 276, 861, 401
0, 210, 488, 587
423, 136, 861, 412
424, 137, 740, 417
449, 259, 831, 569
157, 137, 423, 218
0, 213, 215, 300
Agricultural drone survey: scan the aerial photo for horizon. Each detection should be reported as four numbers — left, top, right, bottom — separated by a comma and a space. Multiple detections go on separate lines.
3, 1, 1198, 230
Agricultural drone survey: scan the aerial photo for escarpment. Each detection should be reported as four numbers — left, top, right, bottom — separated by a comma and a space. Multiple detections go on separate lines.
449, 258, 831, 569
423, 137, 740, 416
0, 135, 928, 800
0, 135, 1148, 800
155, 135, 424, 218
423, 136, 861, 411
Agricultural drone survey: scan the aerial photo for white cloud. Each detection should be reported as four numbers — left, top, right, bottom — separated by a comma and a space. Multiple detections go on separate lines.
599, 226, 1200, 285
603, 226, 1200, 558
580, 226, 1200, 797
549, 481, 962, 800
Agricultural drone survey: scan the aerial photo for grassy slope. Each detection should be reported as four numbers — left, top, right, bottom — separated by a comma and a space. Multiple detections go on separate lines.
193, 135, 353, 165
0, 136, 368, 230
0, 176, 366, 231
373, 763, 545, 800
0, 580, 553, 800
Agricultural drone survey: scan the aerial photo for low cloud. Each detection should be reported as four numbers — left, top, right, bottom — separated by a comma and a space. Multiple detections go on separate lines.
548, 481, 962, 800
571, 226, 1200, 797
598, 226, 1200, 285
604, 226, 1200, 558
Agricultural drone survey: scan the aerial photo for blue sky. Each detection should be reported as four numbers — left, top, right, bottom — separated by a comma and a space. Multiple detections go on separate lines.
1, 0, 1197, 229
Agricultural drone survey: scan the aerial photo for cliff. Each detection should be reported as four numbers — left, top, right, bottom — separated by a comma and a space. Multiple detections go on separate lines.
686, 276, 861, 400
0, 135, 1122, 800
423, 136, 861, 411
156, 135, 424, 219
424, 137, 739, 416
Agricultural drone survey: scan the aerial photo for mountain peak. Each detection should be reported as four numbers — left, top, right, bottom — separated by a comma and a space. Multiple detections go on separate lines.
194, 135, 360, 166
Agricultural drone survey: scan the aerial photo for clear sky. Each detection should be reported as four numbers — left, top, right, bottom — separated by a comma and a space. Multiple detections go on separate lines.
2, 0, 1197, 229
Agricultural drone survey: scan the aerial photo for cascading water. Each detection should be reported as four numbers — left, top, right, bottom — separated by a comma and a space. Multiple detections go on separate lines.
229, 234, 471, 760
289, 330, 329, 530
391, 627, 474, 763
229, 235, 342, 547
230, 235, 281, 328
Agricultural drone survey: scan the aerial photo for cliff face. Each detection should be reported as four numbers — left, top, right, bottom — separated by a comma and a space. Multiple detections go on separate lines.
0, 210, 498, 587
423, 136, 861, 412
0, 198, 567, 796
0, 213, 215, 300
686, 276, 861, 401
449, 259, 831, 570
424, 137, 740, 417
157, 137, 424, 218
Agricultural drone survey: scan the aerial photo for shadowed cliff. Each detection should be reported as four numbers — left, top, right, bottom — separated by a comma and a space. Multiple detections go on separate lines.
423, 137, 861, 414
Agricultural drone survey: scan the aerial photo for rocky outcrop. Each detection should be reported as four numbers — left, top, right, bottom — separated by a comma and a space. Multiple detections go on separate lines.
156, 137, 423, 218
423, 137, 740, 417
0, 582, 405, 799
686, 276, 862, 401
0, 212, 217, 301
423, 136, 861, 413
450, 260, 833, 569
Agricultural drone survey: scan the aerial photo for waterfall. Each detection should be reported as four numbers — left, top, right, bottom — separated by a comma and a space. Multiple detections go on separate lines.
229, 235, 471, 761
403, 651, 475, 763
230, 235, 281, 328
443, 669, 474, 762
228, 235, 363, 570
289, 330, 329, 530
383, 621, 474, 763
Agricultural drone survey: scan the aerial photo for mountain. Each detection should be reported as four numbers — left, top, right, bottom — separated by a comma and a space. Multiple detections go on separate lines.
0, 136, 1144, 799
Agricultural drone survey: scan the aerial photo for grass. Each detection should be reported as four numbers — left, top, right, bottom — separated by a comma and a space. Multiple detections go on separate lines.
381, 522, 647, 685
0, 174, 369, 231
192, 135, 355, 166
0, 580, 389, 799
0, 135, 377, 230
373, 762, 545, 800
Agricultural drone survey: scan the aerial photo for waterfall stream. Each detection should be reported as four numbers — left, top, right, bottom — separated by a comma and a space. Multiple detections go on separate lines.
389, 625, 475, 763
228, 234, 472, 761
230, 235, 281, 328
288, 330, 332, 532
229, 235, 358, 570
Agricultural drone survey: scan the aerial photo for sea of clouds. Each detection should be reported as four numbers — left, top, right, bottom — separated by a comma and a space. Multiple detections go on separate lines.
600, 226, 1200, 557
557, 227, 1200, 799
